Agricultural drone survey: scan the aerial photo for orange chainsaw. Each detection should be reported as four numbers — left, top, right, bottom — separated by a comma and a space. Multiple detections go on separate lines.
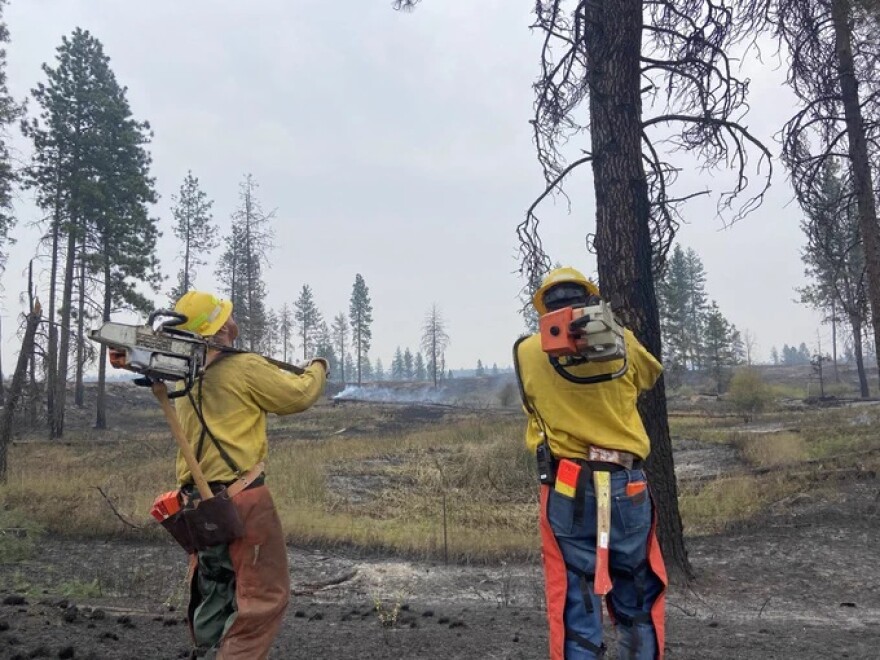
538, 300, 628, 384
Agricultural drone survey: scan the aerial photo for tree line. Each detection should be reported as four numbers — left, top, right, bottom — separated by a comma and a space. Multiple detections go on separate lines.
0, 17, 459, 441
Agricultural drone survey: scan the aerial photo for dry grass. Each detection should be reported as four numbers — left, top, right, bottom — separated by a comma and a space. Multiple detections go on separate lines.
733, 432, 809, 468
3, 396, 878, 559
679, 474, 802, 535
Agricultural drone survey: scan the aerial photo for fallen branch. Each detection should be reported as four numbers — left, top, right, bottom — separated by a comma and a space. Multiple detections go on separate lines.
95, 486, 141, 530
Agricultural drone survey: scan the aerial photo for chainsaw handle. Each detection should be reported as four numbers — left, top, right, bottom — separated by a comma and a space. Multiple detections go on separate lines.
134, 375, 194, 399
148, 309, 188, 330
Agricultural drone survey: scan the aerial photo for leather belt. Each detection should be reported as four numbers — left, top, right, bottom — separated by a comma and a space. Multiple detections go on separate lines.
226, 461, 266, 498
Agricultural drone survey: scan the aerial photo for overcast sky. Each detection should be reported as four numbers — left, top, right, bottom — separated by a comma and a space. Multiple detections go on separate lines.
0, 0, 823, 373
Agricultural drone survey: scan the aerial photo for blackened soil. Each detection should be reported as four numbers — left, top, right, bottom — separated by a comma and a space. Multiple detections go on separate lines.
1, 477, 879, 659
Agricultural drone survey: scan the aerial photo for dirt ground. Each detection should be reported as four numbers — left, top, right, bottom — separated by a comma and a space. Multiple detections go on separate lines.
2, 386, 879, 659
1, 469, 878, 659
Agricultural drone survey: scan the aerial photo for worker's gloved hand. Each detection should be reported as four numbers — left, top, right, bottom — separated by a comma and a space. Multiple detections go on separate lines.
309, 358, 330, 373
296, 358, 329, 373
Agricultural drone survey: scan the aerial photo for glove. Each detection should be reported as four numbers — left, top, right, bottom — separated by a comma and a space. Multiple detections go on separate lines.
310, 357, 330, 373
296, 358, 329, 373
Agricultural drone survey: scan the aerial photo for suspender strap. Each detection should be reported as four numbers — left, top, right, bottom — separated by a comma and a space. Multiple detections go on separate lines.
187, 360, 242, 476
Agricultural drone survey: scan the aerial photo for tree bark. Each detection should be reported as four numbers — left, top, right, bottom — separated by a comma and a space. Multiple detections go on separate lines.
585, 0, 691, 578
95, 247, 111, 430
74, 240, 86, 407
26, 260, 38, 426
851, 314, 870, 397
46, 198, 61, 426
52, 226, 78, 439
831, 0, 880, 390
0, 303, 42, 482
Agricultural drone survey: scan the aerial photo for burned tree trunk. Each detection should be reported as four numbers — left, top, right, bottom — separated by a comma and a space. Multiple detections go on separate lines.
584, 0, 690, 579
830, 0, 880, 389
0, 303, 42, 482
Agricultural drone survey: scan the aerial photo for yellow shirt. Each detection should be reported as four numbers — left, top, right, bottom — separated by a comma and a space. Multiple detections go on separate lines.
514, 329, 662, 460
174, 353, 326, 484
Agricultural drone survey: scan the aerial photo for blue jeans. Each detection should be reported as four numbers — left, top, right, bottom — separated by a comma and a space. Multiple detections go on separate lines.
546, 468, 663, 659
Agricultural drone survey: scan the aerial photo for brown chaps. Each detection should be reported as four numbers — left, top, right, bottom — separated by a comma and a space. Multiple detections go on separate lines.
187, 486, 290, 659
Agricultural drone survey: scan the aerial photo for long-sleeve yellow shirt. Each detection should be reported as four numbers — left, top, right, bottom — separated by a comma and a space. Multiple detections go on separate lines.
515, 329, 662, 460
174, 352, 326, 485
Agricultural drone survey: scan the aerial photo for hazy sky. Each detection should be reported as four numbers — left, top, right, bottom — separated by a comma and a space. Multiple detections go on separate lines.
1, 0, 823, 373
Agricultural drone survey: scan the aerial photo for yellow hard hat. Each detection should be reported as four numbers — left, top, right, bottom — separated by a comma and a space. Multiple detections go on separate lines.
173, 291, 233, 337
532, 266, 601, 315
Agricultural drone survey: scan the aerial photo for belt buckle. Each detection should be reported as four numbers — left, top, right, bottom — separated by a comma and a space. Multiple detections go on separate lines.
588, 446, 633, 470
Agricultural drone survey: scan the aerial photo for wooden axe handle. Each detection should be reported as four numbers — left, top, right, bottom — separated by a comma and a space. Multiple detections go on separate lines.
152, 381, 214, 501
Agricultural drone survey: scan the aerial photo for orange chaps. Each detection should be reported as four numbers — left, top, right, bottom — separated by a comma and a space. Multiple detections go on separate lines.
187, 486, 290, 659
539, 485, 667, 659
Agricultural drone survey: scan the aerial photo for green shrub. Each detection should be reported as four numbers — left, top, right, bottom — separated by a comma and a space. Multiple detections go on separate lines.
728, 368, 772, 418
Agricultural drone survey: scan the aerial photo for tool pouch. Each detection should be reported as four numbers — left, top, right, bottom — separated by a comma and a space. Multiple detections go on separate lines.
183, 488, 245, 551
160, 510, 197, 555
160, 488, 244, 553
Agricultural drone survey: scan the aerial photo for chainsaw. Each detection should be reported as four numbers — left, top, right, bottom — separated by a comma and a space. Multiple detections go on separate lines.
89, 309, 303, 398
538, 300, 628, 384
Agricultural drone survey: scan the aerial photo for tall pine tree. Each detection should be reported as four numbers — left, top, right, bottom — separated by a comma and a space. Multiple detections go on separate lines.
169, 171, 216, 301
294, 284, 322, 358
348, 274, 373, 385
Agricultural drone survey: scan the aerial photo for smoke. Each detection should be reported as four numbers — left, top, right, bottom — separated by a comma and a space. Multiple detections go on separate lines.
333, 385, 454, 404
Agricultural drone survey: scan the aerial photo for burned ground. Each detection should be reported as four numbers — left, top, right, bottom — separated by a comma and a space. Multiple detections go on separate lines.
1, 378, 879, 659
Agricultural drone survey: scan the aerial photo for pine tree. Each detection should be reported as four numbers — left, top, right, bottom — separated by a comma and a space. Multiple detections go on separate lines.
374, 358, 385, 381
349, 274, 373, 385
361, 356, 373, 381
24, 29, 159, 436
414, 352, 426, 381
704, 301, 734, 393
344, 352, 355, 383
798, 161, 870, 396
279, 303, 294, 362
331, 313, 348, 383
216, 175, 273, 351
770, 346, 780, 365
391, 347, 404, 380
169, 171, 216, 301
403, 348, 414, 380
294, 284, 323, 358
476, 359, 485, 377
492, 363, 499, 376
0, 0, 23, 273
420, 304, 450, 388
313, 320, 337, 379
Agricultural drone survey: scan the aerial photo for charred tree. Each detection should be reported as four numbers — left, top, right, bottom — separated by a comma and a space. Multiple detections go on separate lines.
519, 0, 772, 580
761, 0, 880, 389
0, 302, 42, 482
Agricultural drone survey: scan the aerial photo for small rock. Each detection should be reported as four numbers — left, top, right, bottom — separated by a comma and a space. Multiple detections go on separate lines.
0, 620, 9, 632
422, 610, 434, 618
400, 604, 410, 611
293, 611, 306, 619
89, 609, 105, 621
308, 613, 324, 622
163, 619, 178, 627
3, 596, 26, 606
840, 602, 857, 608
449, 621, 466, 629
62, 606, 78, 624
513, 635, 519, 643
55, 600, 69, 610
115, 616, 130, 625
707, 622, 719, 628
58, 647, 75, 659
437, 617, 450, 625
99, 632, 118, 642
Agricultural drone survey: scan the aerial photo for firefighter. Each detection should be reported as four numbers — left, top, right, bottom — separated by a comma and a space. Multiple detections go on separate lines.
513, 267, 667, 660
172, 291, 327, 659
